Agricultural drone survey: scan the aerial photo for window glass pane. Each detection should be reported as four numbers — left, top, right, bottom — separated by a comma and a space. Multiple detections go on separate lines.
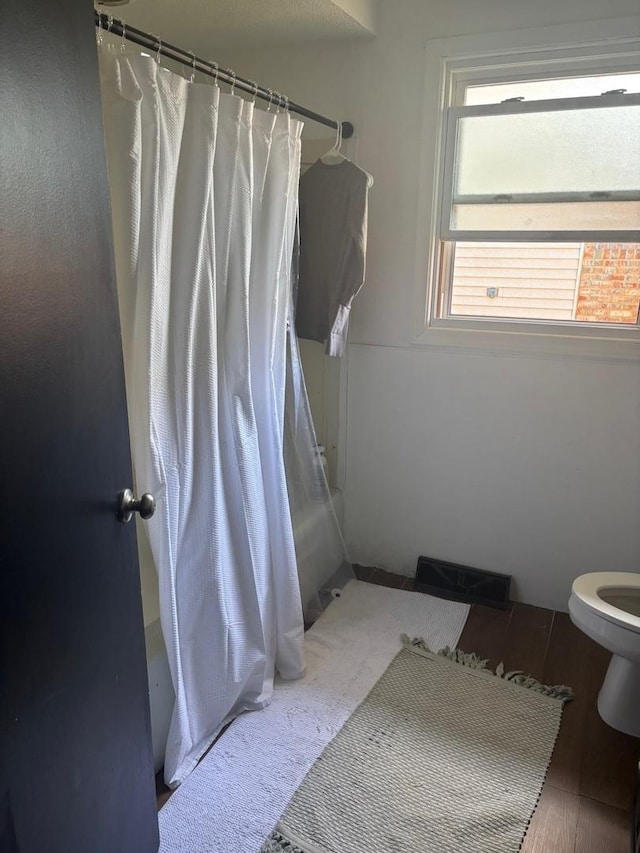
449, 241, 640, 325
464, 72, 640, 105
454, 106, 640, 197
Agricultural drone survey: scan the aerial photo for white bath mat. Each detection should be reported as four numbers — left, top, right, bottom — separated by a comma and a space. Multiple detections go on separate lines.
158, 580, 469, 852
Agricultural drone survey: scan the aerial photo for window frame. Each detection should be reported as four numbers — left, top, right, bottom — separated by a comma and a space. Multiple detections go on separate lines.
415, 21, 640, 355
440, 93, 640, 243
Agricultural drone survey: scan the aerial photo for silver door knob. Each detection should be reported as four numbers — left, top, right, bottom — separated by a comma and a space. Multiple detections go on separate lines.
117, 488, 156, 523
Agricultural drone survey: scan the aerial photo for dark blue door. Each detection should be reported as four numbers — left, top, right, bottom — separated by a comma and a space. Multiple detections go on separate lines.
0, 1, 159, 850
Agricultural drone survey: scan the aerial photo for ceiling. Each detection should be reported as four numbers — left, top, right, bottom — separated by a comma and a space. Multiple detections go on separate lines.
114, 0, 377, 56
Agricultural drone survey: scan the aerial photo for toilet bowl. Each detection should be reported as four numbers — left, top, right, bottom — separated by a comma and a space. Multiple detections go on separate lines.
569, 572, 640, 737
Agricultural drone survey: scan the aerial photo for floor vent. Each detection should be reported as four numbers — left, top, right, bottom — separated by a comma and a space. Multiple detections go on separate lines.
414, 556, 511, 609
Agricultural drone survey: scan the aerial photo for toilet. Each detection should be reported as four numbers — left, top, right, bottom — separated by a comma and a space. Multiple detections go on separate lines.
569, 572, 640, 737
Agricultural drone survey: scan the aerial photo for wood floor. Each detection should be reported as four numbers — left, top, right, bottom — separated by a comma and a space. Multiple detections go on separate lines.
355, 564, 640, 853
157, 566, 640, 853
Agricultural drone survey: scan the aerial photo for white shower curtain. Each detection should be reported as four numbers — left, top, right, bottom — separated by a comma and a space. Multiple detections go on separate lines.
99, 46, 305, 787
284, 322, 354, 623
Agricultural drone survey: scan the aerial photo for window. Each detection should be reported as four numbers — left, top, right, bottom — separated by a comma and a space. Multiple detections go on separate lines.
431, 58, 640, 336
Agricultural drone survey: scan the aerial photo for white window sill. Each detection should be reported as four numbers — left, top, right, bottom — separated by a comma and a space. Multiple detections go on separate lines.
413, 321, 640, 362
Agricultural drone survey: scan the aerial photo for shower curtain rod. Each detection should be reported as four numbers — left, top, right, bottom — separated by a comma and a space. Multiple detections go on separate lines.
95, 11, 355, 139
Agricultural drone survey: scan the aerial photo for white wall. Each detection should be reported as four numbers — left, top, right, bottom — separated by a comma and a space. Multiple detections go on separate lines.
203, 2, 640, 611
346, 345, 640, 608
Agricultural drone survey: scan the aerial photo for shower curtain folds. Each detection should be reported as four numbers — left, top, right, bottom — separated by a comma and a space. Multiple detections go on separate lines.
99, 45, 305, 788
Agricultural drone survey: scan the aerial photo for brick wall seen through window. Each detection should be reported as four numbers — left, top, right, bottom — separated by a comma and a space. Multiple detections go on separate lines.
450, 242, 640, 324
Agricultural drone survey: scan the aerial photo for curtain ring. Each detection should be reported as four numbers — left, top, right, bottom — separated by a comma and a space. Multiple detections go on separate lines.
274, 91, 282, 113
266, 89, 274, 111
106, 14, 114, 34
189, 51, 196, 83
226, 69, 236, 96
96, 4, 104, 44
154, 36, 162, 65
120, 22, 127, 52
250, 81, 259, 103
282, 95, 290, 113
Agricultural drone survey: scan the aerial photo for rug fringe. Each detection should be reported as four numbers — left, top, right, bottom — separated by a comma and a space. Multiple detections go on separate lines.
400, 635, 574, 702
260, 830, 305, 853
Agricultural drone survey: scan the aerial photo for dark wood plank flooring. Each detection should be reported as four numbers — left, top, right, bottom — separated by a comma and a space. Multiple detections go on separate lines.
156, 565, 640, 853
359, 565, 639, 852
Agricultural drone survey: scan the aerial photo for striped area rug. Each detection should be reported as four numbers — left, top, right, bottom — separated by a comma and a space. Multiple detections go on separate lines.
261, 637, 573, 853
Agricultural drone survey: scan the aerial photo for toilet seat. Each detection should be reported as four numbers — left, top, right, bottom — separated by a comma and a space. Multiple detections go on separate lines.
569, 572, 640, 736
571, 572, 640, 634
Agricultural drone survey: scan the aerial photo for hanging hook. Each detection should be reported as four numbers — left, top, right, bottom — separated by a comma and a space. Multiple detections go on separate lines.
282, 94, 290, 114
250, 81, 259, 103
226, 69, 236, 96
106, 14, 114, 34
120, 21, 127, 52
331, 119, 342, 154
209, 61, 220, 87
266, 89, 274, 111
189, 51, 196, 83
321, 118, 345, 165
154, 35, 162, 65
